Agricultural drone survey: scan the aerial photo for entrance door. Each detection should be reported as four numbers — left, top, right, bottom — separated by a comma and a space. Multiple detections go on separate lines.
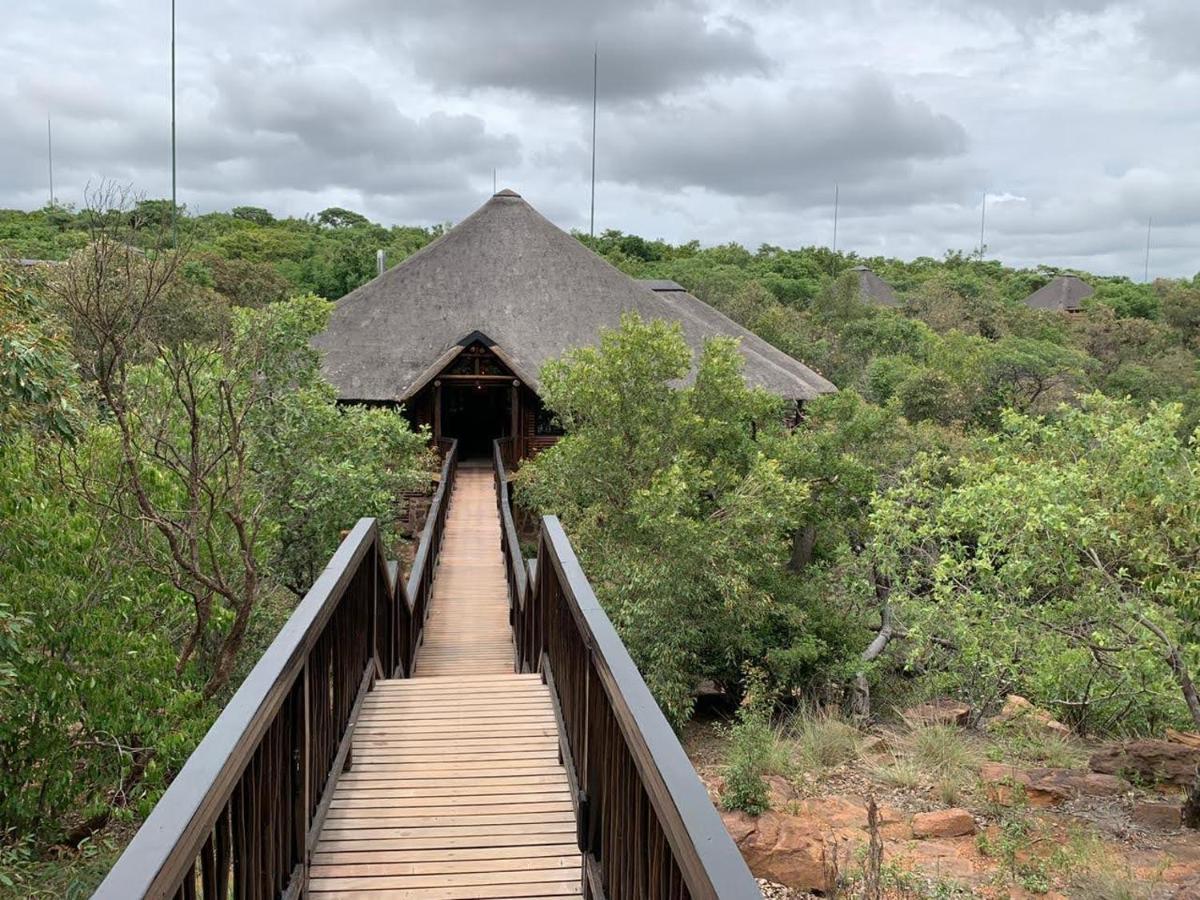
440, 384, 511, 458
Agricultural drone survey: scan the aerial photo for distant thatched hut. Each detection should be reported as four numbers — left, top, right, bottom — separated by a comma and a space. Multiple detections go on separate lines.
1024, 275, 1093, 313
314, 190, 835, 459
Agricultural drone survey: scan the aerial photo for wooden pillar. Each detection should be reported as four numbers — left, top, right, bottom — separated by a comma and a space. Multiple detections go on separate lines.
433, 381, 442, 446
511, 379, 521, 461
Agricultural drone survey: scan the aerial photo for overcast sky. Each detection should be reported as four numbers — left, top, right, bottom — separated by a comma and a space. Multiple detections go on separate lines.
2, 0, 1197, 277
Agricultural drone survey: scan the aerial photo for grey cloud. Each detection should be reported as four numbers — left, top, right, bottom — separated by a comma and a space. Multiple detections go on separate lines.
598, 76, 970, 206
947, 0, 1200, 68
205, 60, 520, 193
1136, 3, 1200, 68
0, 53, 519, 219
322, 0, 768, 101
1, 0, 1197, 278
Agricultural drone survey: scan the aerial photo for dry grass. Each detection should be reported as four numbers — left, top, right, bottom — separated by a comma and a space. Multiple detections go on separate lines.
868, 757, 926, 791
902, 722, 981, 779
785, 708, 864, 771
1062, 830, 1165, 899
990, 726, 1088, 769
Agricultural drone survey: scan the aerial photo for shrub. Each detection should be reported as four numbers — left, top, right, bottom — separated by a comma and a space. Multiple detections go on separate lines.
720, 704, 788, 815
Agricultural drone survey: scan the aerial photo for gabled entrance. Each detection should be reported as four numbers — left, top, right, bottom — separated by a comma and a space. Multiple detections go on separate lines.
401, 332, 562, 462
429, 339, 520, 459
440, 378, 512, 458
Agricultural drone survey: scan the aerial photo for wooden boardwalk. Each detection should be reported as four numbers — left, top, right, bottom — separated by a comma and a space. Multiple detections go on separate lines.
311, 463, 581, 899
414, 465, 514, 677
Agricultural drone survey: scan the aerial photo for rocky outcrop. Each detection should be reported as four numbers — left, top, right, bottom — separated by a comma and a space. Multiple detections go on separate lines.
1089, 740, 1200, 786
912, 808, 976, 838
991, 694, 1070, 737
723, 809, 832, 893
979, 763, 1130, 807
1132, 801, 1182, 831
721, 796, 921, 893
904, 699, 972, 727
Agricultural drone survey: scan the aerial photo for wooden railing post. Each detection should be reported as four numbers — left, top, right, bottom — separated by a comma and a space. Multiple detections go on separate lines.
299, 658, 311, 888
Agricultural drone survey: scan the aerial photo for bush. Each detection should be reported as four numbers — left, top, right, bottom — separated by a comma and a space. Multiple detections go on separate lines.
516, 315, 816, 726
720, 704, 787, 815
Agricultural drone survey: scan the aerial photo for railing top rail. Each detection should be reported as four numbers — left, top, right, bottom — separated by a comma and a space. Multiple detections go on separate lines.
493, 439, 527, 604
406, 438, 458, 604
540, 515, 761, 899
92, 518, 384, 900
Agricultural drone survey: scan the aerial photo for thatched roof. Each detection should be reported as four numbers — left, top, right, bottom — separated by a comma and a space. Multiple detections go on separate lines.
314, 190, 835, 402
849, 266, 899, 307
1024, 275, 1093, 311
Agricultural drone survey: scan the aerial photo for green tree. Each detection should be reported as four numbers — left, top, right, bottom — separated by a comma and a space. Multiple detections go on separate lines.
0, 264, 80, 441
516, 315, 837, 725
231, 206, 276, 226
872, 396, 1200, 733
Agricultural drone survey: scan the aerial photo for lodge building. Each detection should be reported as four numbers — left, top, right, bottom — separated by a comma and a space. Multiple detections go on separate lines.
314, 189, 836, 458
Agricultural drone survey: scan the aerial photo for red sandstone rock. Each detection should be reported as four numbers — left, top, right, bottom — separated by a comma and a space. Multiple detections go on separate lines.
1090, 740, 1200, 786
1073, 772, 1130, 796
992, 694, 1071, 737
980, 763, 1073, 807
721, 809, 847, 893
1132, 801, 1182, 831
912, 808, 977, 838
904, 699, 973, 727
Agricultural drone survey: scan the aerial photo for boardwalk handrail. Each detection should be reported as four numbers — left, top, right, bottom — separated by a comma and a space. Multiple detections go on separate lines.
493, 441, 761, 900
493, 439, 528, 652
94, 441, 458, 900
403, 438, 458, 674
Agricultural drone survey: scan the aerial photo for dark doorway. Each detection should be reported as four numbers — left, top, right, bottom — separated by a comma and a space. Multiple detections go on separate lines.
440, 384, 511, 458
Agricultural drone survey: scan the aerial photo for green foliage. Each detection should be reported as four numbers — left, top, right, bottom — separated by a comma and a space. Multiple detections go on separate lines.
873, 396, 1200, 732
0, 203, 443, 304
902, 723, 979, 779
516, 315, 848, 724
249, 300, 434, 592
0, 439, 210, 842
1094, 280, 1158, 319
0, 264, 80, 441
0, 247, 431, 862
720, 701, 787, 815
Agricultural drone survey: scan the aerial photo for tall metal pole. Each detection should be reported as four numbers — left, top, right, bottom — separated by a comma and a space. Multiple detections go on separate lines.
493, 167, 497, 195
171, 0, 177, 248
1144, 217, 1152, 283
589, 44, 597, 239
47, 116, 54, 206
979, 192, 987, 259
832, 183, 839, 253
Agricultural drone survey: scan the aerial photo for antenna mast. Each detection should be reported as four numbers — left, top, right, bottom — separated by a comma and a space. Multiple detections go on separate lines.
589, 44, 597, 238
1144, 217, 1152, 283
979, 192, 987, 259
832, 183, 839, 253
171, 0, 177, 247
47, 116, 54, 206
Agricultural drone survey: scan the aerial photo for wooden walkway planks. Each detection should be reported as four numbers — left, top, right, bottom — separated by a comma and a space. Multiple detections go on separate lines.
413, 464, 514, 678
311, 464, 580, 899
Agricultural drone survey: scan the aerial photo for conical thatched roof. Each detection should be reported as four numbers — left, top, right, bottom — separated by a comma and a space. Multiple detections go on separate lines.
1024, 275, 1093, 311
849, 266, 899, 307
314, 190, 835, 402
